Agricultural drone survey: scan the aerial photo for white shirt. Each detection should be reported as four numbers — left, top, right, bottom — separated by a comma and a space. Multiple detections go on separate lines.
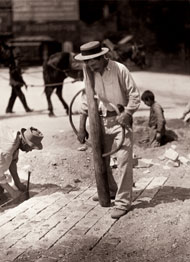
81, 59, 140, 116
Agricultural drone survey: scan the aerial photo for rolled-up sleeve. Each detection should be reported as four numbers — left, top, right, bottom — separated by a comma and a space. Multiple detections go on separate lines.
80, 89, 88, 115
80, 68, 89, 115
121, 68, 141, 115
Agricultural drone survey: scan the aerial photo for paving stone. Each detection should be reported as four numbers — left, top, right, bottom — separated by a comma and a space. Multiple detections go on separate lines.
0, 174, 172, 261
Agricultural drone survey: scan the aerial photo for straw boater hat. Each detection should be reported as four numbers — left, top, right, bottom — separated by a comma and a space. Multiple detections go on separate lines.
21, 127, 44, 150
75, 41, 109, 61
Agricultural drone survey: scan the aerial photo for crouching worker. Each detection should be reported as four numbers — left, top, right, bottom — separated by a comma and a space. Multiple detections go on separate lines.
0, 125, 44, 199
141, 90, 166, 147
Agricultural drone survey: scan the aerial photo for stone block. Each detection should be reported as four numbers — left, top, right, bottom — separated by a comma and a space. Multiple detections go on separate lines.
164, 148, 179, 161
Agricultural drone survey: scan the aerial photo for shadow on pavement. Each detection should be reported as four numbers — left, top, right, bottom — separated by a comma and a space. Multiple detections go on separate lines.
132, 185, 190, 210
0, 182, 81, 213
0, 109, 48, 120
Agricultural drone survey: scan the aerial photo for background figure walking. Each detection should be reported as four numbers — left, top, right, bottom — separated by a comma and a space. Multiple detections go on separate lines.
6, 56, 33, 114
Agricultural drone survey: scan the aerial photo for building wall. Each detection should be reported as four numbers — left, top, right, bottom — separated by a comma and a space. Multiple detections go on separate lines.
12, 0, 79, 44
0, 0, 12, 36
12, 0, 79, 22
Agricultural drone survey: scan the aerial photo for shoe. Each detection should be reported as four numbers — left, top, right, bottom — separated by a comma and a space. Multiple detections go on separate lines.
6, 110, 15, 113
26, 108, 33, 112
48, 112, 55, 117
111, 208, 128, 219
92, 194, 115, 201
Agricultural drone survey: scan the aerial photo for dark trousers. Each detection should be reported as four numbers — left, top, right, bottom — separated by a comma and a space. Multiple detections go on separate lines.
6, 86, 30, 112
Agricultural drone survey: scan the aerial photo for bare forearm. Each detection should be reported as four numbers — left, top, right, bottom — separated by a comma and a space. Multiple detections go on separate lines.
9, 161, 21, 186
9, 161, 26, 191
78, 113, 89, 144
79, 113, 88, 131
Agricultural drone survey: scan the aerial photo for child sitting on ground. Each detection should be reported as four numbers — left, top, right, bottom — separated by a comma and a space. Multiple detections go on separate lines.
141, 90, 166, 147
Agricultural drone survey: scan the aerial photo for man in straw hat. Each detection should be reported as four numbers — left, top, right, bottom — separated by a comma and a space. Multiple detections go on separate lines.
0, 125, 43, 199
75, 41, 140, 219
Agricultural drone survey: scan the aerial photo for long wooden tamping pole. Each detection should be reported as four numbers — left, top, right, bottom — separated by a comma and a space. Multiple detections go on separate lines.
84, 66, 110, 207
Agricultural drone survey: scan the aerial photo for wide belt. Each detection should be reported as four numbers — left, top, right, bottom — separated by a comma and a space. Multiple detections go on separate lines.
99, 110, 118, 117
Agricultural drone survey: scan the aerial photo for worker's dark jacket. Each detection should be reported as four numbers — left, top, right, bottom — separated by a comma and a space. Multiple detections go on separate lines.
9, 66, 25, 88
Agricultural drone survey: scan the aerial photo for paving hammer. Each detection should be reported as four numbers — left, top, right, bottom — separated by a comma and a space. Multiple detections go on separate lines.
26, 170, 31, 200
